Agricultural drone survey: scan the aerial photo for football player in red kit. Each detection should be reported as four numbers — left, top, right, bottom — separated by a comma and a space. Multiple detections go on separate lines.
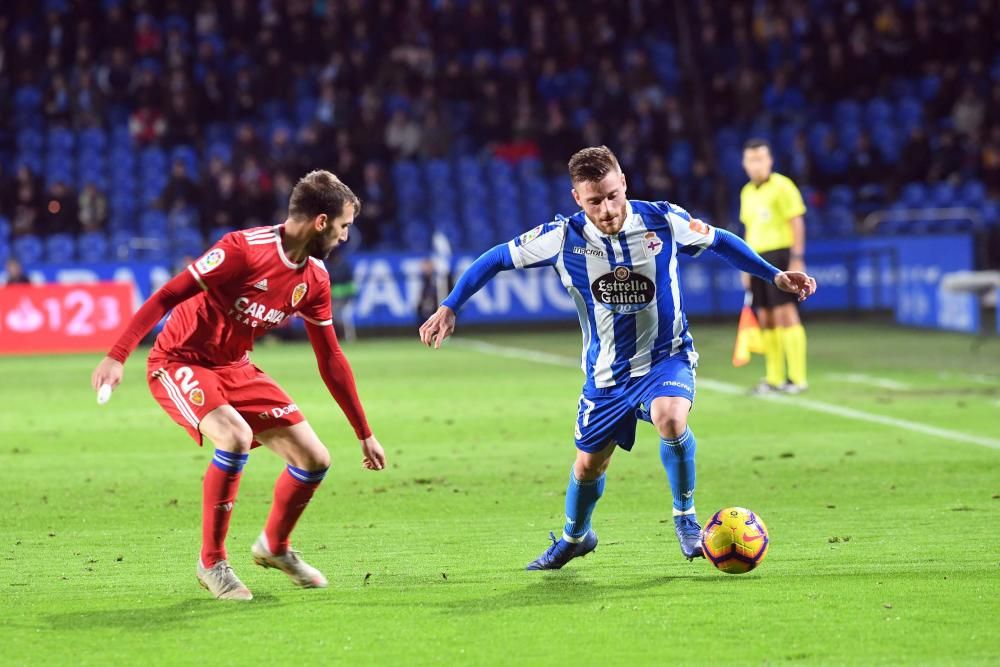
91, 170, 385, 600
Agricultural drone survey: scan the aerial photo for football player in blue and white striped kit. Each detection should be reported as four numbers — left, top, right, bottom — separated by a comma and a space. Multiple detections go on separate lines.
419, 146, 817, 570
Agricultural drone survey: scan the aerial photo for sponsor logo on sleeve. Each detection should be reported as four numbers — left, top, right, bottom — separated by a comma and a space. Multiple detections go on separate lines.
590, 266, 656, 314
518, 225, 544, 246
291, 282, 308, 308
195, 248, 225, 274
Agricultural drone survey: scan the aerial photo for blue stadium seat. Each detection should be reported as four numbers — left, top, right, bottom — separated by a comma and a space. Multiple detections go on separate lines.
827, 186, 854, 208
78, 232, 108, 263
901, 182, 928, 208
45, 234, 76, 263
864, 98, 892, 125
16, 128, 44, 153
140, 210, 168, 237
109, 231, 134, 260
833, 100, 862, 126
0, 216, 10, 242
930, 182, 956, 208
958, 180, 986, 206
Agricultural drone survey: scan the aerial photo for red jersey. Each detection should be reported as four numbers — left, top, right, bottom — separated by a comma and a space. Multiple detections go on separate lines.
108, 223, 372, 440
153, 226, 333, 367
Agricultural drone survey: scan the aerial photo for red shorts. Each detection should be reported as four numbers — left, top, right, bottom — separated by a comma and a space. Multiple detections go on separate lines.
147, 356, 305, 446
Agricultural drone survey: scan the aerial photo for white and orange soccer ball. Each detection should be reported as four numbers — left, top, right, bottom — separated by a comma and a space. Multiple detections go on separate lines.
701, 507, 769, 574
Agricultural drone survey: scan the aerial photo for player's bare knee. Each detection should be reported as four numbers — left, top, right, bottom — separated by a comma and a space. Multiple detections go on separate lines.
215, 422, 254, 454
305, 445, 331, 471
654, 413, 688, 440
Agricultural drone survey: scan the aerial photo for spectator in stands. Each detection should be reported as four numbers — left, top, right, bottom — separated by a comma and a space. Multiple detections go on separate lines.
358, 161, 395, 248
980, 126, 1000, 196
2, 258, 32, 286
419, 109, 453, 159
44, 73, 72, 124
42, 181, 78, 236
898, 127, 933, 185
385, 109, 422, 158
78, 182, 108, 233
162, 160, 202, 212
12, 167, 42, 238
848, 134, 885, 201
952, 85, 986, 140
203, 169, 244, 233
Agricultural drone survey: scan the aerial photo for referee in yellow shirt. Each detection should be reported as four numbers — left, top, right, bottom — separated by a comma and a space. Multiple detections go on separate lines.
739, 138, 808, 394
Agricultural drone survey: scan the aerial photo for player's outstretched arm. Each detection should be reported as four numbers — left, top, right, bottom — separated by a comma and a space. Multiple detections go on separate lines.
304, 321, 384, 470
90, 269, 203, 395
707, 228, 817, 301
418, 243, 516, 348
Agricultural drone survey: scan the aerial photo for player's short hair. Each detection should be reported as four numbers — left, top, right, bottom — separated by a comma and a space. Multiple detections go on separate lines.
567, 145, 622, 184
288, 170, 361, 221
743, 138, 771, 152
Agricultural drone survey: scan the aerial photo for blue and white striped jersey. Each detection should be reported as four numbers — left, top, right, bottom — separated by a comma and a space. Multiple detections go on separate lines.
507, 199, 716, 390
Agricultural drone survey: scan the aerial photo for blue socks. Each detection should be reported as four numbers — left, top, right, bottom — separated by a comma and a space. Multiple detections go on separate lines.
563, 471, 605, 542
660, 428, 697, 513
212, 449, 249, 474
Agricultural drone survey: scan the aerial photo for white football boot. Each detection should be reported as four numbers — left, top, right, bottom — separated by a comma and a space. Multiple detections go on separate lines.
196, 559, 253, 600
251, 533, 328, 588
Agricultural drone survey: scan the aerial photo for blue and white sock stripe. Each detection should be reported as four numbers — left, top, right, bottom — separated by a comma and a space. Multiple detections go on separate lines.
662, 428, 693, 447
156, 369, 199, 429
212, 449, 250, 473
212, 449, 249, 473
287, 465, 328, 484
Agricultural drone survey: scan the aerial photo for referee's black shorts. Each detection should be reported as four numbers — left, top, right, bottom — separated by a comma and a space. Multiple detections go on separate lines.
750, 248, 798, 309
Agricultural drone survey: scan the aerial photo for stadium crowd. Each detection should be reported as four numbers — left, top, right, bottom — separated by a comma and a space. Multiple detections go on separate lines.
0, 0, 997, 259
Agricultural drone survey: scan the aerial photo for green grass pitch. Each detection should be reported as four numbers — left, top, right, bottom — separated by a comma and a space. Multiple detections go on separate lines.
1, 321, 998, 665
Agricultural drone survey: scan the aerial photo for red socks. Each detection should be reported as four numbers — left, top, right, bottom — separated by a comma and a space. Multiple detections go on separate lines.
263, 466, 328, 555
199, 450, 248, 568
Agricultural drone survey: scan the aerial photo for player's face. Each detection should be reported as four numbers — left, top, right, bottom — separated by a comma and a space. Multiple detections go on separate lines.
310, 204, 356, 259
743, 146, 773, 183
573, 170, 629, 235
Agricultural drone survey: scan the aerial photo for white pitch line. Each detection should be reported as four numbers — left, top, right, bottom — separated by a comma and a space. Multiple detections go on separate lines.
455, 339, 1000, 451
827, 373, 912, 391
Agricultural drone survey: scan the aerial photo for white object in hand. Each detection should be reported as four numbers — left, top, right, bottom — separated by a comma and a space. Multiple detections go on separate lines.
97, 383, 113, 405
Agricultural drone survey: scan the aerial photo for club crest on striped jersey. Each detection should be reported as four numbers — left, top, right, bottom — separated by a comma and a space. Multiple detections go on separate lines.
195, 248, 225, 274
188, 387, 205, 406
291, 282, 308, 308
643, 231, 663, 257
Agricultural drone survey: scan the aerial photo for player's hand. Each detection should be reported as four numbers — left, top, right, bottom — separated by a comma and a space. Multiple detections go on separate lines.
741, 272, 751, 291
418, 305, 456, 349
91, 356, 124, 392
774, 271, 817, 302
360, 435, 386, 471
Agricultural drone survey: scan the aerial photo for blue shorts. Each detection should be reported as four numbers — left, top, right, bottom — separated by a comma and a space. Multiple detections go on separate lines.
573, 354, 697, 453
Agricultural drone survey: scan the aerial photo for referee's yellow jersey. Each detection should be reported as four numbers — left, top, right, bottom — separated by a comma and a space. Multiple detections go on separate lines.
739, 172, 807, 253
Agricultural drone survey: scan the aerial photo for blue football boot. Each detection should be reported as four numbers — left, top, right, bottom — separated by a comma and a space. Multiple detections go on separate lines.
526, 530, 598, 570
674, 514, 705, 561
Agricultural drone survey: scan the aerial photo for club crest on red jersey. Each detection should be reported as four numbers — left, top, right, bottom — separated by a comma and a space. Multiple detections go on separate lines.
195, 248, 225, 274
291, 282, 308, 308
188, 387, 205, 406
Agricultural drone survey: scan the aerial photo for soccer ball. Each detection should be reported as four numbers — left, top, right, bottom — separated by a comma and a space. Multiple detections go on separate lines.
701, 507, 769, 574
